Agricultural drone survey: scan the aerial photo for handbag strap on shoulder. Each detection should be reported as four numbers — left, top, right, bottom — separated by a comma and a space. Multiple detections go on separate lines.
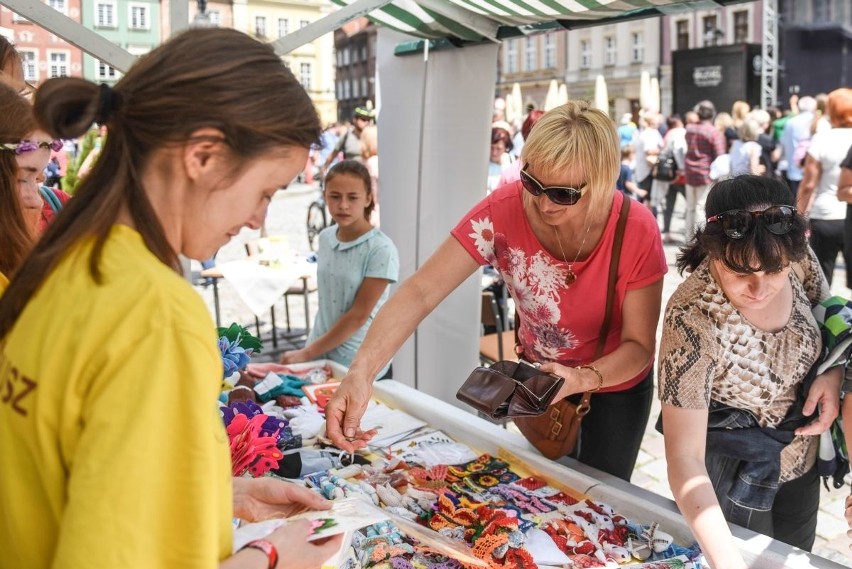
581, 195, 630, 408
515, 195, 631, 407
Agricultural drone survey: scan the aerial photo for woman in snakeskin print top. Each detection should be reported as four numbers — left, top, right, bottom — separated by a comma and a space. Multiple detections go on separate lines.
658, 175, 841, 569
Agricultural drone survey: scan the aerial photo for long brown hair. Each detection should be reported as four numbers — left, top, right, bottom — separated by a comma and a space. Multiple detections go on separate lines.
0, 28, 321, 337
0, 83, 36, 277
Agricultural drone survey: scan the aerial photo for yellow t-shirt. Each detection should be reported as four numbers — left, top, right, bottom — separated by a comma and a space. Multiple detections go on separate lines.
0, 225, 232, 568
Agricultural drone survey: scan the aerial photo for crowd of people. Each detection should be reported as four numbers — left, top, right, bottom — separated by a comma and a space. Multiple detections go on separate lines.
3, 25, 852, 569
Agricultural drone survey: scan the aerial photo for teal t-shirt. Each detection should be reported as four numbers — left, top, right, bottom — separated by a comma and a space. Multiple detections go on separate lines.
309, 226, 399, 378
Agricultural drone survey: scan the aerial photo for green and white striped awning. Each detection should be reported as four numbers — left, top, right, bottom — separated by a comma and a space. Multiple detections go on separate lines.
331, 0, 749, 44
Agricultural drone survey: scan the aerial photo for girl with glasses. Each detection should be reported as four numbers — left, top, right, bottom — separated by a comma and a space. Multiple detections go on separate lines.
326, 100, 668, 483
658, 175, 840, 568
0, 28, 342, 569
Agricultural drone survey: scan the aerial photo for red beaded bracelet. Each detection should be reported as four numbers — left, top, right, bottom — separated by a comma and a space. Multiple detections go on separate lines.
244, 539, 278, 569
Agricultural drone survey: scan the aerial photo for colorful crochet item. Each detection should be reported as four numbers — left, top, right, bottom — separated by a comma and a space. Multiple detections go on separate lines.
217, 323, 262, 378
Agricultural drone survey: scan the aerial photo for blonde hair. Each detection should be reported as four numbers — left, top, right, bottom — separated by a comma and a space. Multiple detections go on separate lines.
731, 100, 750, 125
520, 100, 619, 223
737, 117, 762, 142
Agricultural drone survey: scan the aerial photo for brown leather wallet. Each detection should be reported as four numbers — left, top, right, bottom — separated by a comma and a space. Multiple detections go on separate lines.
456, 360, 564, 421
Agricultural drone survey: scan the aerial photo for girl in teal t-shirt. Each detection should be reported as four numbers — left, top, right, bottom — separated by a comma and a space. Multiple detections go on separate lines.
281, 160, 399, 378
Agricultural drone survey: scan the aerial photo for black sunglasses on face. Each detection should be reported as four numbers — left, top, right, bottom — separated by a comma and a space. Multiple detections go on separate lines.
520, 167, 587, 206
706, 205, 796, 239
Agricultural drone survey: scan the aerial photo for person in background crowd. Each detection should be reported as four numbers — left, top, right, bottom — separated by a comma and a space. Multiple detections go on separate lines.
0, 83, 36, 292
813, 93, 831, 136
657, 115, 687, 245
487, 122, 514, 193
0, 28, 342, 569
633, 113, 663, 214
616, 145, 643, 201
728, 117, 763, 176
684, 111, 699, 125
326, 101, 668, 483
780, 95, 817, 197
750, 109, 781, 177
617, 112, 637, 148
797, 88, 852, 286
499, 109, 545, 187
251, 160, 399, 380
730, 100, 750, 130
715, 112, 737, 153
660, 175, 838, 569
684, 100, 726, 242
321, 107, 374, 173
360, 125, 379, 215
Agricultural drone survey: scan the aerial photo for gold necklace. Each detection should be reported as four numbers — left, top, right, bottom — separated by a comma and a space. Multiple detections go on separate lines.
553, 222, 591, 286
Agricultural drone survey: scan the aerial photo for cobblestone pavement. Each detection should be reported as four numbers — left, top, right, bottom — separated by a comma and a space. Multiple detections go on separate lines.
192, 182, 852, 565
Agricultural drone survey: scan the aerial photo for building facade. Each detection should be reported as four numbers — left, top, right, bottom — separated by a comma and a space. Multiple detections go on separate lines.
234, 0, 336, 125
333, 16, 375, 123
497, 30, 567, 117
660, 1, 762, 115
0, 0, 85, 86
79, 0, 160, 83
779, 0, 852, 98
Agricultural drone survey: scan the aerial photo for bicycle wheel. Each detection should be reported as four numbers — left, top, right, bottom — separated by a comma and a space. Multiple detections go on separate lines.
306, 200, 327, 251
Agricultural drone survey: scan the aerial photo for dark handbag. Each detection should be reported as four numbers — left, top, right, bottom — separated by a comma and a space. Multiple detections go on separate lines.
652, 148, 678, 182
456, 360, 564, 421
513, 196, 631, 460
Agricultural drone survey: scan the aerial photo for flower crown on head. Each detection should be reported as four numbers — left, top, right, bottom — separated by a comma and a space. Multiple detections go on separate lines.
1, 139, 63, 155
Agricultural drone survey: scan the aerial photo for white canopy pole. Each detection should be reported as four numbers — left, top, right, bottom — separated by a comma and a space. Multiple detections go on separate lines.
270, 0, 393, 55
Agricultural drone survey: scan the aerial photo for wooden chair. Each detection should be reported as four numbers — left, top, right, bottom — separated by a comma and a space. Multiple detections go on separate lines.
479, 291, 516, 364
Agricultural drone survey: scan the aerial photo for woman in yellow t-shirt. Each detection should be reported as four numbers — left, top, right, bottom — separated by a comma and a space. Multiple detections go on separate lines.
0, 29, 340, 569
0, 82, 37, 293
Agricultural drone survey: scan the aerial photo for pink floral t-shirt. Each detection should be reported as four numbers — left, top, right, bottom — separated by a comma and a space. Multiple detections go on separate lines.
451, 184, 667, 392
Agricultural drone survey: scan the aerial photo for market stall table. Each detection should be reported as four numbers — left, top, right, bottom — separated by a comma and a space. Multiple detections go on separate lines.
201, 256, 316, 347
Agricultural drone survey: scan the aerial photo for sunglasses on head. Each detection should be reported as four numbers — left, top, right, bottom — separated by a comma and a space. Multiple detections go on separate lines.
706, 205, 796, 239
520, 166, 587, 206
1, 139, 63, 155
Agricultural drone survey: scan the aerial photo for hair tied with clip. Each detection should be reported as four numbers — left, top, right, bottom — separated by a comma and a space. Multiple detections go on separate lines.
95, 82, 119, 125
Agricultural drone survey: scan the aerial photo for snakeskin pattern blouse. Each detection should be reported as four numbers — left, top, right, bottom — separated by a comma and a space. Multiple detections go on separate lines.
658, 250, 829, 482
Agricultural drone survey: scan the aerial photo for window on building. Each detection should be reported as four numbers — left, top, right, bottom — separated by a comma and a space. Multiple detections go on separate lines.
255, 16, 266, 38
96, 59, 119, 81
543, 33, 556, 69
580, 39, 591, 69
361, 76, 368, 98
524, 36, 536, 71
361, 46, 367, 61
19, 50, 37, 82
336, 81, 342, 100
343, 47, 350, 65
278, 18, 289, 38
129, 4, 149, 30
48, 0, 67, 14
343, 79, 350, 100
300, 20, 309, 28
505, 39, 517, 73
300, 63, 312, 91
95, 2, 116, 27
813, 0, 831, 23
604, 36, 616, 66
703, 14, 719, 46
48, 51, 68, 78
12, 11, 30, 23
631, 32, 643, 62
353, 76, 360, 98
676, 20, 689, 50
733, 10, 749, 43
208, 10, 220, 25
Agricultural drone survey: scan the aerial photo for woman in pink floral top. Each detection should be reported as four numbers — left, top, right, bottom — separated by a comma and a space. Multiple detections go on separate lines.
327, 101, 667, 480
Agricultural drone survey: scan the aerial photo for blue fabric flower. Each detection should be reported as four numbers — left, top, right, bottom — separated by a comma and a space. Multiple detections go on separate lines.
219, 336, 253, 378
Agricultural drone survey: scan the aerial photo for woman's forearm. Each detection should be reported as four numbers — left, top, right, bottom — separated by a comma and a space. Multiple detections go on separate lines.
669, 457, 747, 569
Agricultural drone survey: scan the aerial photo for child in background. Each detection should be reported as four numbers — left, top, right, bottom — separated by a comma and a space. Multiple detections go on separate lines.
252, 160, 399, 379
616, 146, 644, 201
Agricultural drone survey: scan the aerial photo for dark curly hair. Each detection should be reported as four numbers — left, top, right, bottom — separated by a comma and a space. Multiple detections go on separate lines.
677, 175, 808, 275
